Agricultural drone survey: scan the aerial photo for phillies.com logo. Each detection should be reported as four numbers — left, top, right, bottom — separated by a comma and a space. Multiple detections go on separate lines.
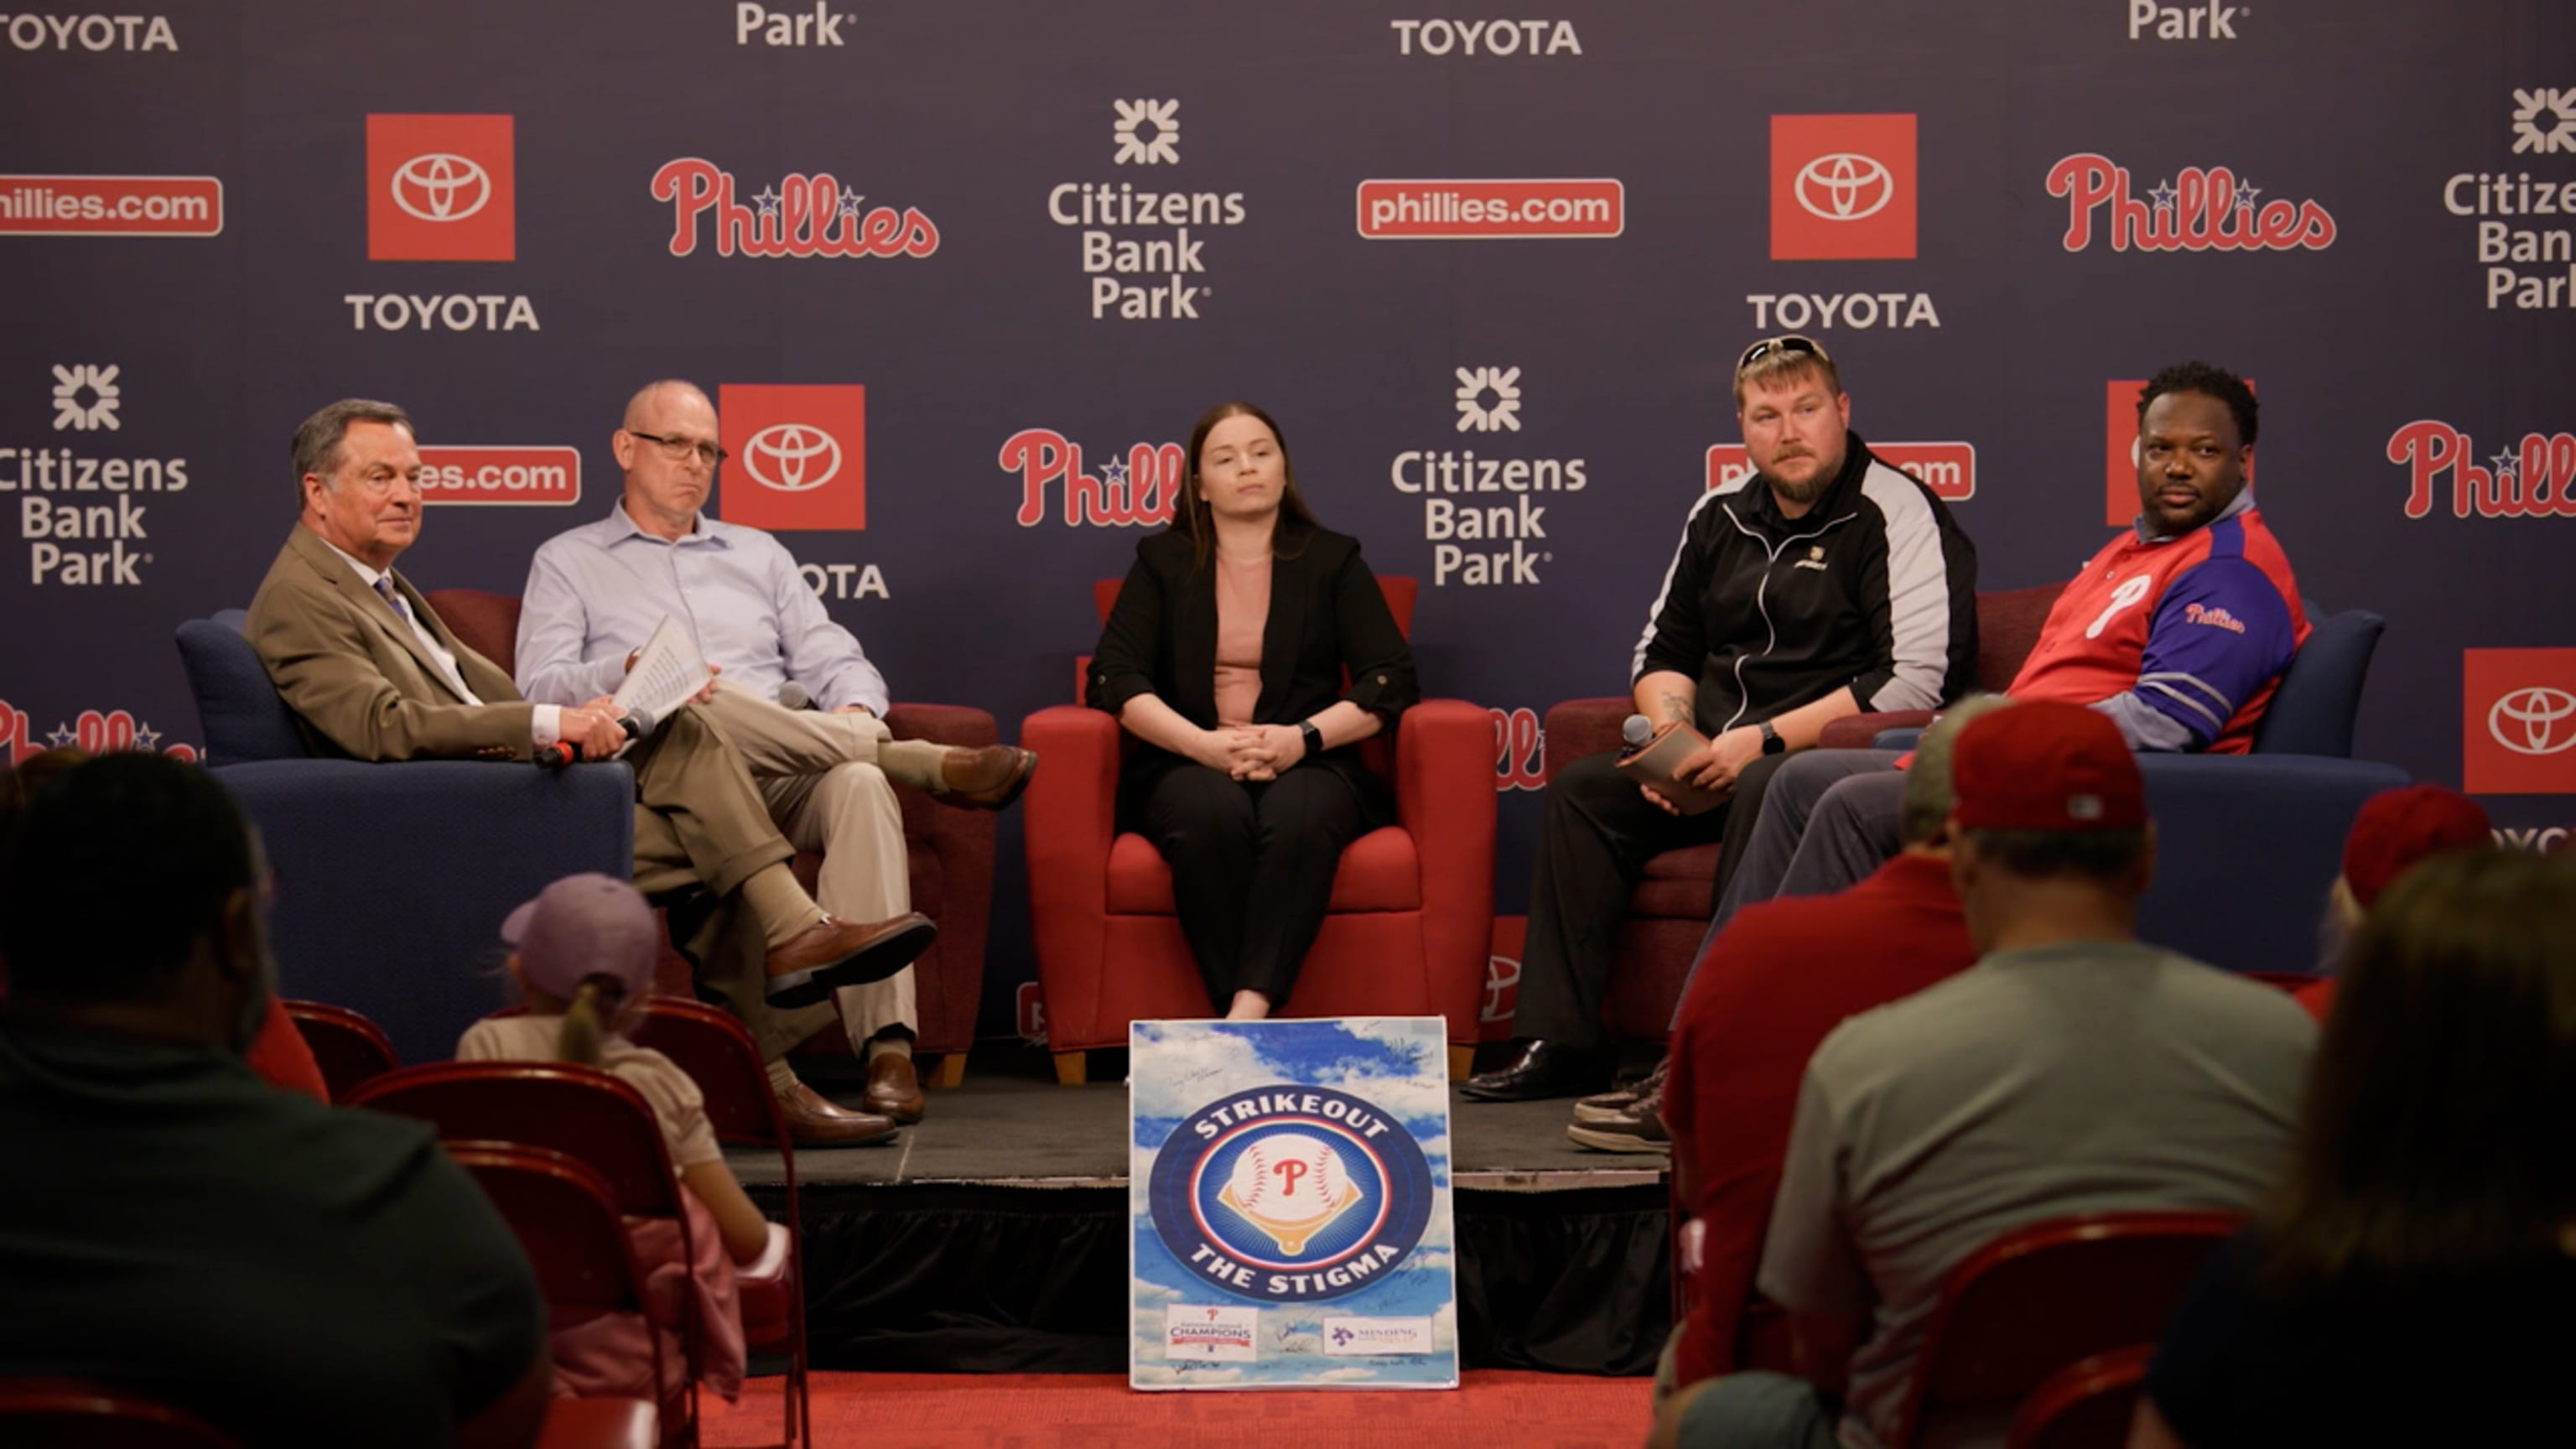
2045, 154, 2335, 252
2386, 421, 2576, 519
0, 700, 195, 763
651, 158, 938, 260
998, 429, 1185, 527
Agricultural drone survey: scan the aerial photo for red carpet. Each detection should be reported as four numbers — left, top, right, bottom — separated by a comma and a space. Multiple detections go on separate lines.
699, 1370, 1651, 1447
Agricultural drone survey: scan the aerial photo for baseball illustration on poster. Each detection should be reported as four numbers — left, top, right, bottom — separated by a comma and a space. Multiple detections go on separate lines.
1130, 1018, 1457, 1389
0, 1, 2570, 1043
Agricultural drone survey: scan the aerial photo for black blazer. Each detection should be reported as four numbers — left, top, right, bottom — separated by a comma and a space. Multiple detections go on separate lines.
1087, 522, 1420, 808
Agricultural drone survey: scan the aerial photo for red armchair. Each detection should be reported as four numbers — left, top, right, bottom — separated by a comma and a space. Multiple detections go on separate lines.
1545, 583, 2063, 1040
427, 589, 998, 1080
1021, 576, 1494, 1083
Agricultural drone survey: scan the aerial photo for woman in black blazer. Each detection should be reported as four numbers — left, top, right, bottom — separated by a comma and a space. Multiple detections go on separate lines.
1085, 401, 1420, 1019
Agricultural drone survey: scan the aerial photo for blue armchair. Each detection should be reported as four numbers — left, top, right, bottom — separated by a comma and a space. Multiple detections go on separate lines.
174, 612, 633, 1063
1871, 602, 2408, 977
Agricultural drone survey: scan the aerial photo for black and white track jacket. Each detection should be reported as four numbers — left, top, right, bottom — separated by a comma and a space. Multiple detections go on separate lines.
1632, 434, 1979, 735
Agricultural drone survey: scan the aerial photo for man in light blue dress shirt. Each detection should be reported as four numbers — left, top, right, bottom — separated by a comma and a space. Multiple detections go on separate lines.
517, 381, 1033, 1125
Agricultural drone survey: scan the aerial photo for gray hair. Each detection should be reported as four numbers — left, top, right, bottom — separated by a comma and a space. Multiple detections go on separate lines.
1899, 693, 2019, 845
290, 398, 412, 506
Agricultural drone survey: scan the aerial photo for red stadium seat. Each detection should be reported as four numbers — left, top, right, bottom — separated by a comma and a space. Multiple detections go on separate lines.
447, 1141, 664, 1449
0, 1379, 240, 1448
1888, 1209, 2238, 1449
629, 996, 812, 1448
349, 1062, 708, 1445
279, 998, 398, 1102
1021, 575, 1495, 1083
2006, 1344, 2156, 1449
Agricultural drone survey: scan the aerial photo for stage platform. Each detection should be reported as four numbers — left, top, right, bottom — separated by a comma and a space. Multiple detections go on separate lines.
734, 1043, 1671, 1378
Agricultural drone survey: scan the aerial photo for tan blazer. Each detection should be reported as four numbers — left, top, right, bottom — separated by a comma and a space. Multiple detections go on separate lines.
246, 525, 536, 761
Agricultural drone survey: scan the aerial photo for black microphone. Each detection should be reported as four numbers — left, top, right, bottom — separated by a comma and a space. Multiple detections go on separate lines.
536, 708, 652, 768
1618, 713, 1654, 761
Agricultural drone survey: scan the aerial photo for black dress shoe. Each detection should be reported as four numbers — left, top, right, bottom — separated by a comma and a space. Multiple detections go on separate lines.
1460, 1039, 1612, 1103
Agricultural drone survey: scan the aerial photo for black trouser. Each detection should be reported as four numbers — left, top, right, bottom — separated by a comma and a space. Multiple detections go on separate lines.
1135, 763, 1371, 1009
1513, 747, 1794, 1049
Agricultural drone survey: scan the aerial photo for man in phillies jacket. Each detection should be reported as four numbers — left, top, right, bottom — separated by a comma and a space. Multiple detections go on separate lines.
1681, 359, 2307, 984
1464, 335, 1978, 1102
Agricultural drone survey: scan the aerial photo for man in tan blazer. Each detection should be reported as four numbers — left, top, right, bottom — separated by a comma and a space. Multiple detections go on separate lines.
246, 397, 917, 1145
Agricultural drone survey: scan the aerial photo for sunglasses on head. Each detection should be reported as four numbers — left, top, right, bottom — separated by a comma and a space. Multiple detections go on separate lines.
1737, 334, 1832, 372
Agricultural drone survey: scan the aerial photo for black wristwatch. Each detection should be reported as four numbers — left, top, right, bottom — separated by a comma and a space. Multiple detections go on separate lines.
1298, 719, 1323, 759
1759, 719, 1786, 756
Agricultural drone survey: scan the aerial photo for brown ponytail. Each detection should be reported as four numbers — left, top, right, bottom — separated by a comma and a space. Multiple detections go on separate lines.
554, 974, 627, 1067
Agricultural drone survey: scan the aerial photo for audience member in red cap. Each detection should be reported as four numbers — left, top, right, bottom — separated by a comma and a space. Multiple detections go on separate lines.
1657, 701, 2314, 1449
459, 873, 766, 1405
2134, 849, 2576, 1448
2295, 783, 2493, 1021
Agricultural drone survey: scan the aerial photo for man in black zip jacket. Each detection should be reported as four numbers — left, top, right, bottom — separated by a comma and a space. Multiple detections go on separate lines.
1465, 336, 1977, 1104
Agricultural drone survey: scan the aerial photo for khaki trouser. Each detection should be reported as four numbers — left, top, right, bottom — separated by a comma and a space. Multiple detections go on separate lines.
699, 682, 916, 1046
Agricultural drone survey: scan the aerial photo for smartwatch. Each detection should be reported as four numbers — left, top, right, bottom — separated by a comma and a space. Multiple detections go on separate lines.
1298, 719, 1323, 759
1759, 719, 1786, 756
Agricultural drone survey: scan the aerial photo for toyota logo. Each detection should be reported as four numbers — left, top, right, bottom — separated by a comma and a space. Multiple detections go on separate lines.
2488, 686, 2576, 756
740, 423, 842, 492
390, 153, 491, 222
1794, 152, 1895, 221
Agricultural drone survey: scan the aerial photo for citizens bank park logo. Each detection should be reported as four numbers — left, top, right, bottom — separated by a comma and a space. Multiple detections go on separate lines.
718, 384, 865, 532
0, 700, 195, 763
1708, 442, 1974, 502
2386, 419, 2575, 519
2047, 154, 2335, 252
2106, 379, 2254, 527
651, 158, 937, 260
1395, 368, 1587, 586
1772, 114, 1916, 260
367, 114, 514, 261
1051, 99, 1248, 319
2445, 90, 2576, 310
999, 429, 1184, 527
416, 447, 581, 506
2463, 649, 2576, 794
0, 174, 221, 236
1150, 1086, 1434, 1304
10, 363, 187, 587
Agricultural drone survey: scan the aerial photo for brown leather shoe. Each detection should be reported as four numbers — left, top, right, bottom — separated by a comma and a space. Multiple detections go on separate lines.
774, 1082, 899, 1147
863, 1052, 926, 1124
764, 912, 937, 1009
938, 745, 1037, 811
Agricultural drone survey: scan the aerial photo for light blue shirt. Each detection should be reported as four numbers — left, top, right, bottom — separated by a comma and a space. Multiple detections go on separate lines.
514, 504, 890, 716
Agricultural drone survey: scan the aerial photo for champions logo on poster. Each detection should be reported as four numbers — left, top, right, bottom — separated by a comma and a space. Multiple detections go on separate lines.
1149, 1085, 1434, 1303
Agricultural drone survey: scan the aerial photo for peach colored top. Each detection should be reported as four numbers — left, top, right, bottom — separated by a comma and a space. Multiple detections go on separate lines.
1212, 551, 1270, 728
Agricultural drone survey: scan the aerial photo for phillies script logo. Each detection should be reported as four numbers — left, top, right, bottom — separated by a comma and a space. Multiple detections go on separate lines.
2046, 155, 2334, 252
651, 158, 937, 259
366, 115, 514, 261
1150, 1086, 1433, 1303
2463, 650, 2576, 793
998, 429, 1185, 526
2386, 421, 2576, 519
1493, 705, 1544, 791
0, 700, 195, 762
1772, 114, 1916, 259
717, 385, 865, 531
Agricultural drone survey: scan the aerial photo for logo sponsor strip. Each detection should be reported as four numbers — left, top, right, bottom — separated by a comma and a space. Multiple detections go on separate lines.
1356, 179, 1623, 238
1706, 442, 1974, 501
416, 446, 582, 506
0, 175, 221, 236
2464, 649, 2576, 794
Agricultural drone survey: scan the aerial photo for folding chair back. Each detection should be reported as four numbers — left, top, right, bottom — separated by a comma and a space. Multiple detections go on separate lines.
2006, 1344, 2157, 1449
0, 1378, 241, 1448
349, 1062, 681, 1218
1891, 1210, 2239, 1448
279, 999, 398, 1102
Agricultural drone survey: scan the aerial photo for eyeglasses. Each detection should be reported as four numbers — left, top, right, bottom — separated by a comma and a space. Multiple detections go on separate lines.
627, 430, 728, 468
1737, 334, 1832, 373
